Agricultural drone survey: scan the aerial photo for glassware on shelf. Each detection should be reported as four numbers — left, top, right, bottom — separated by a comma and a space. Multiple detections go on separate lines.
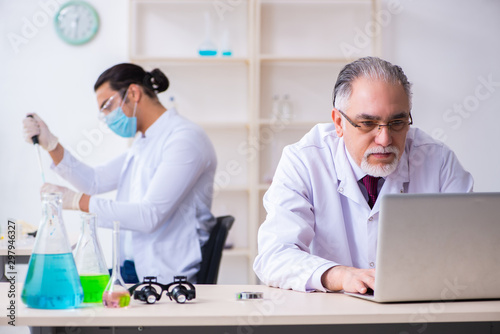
221, 29, 232, 56
270, 94, 294, 122
74, 212, 110, 303
102, 221, 130, 308
280, 94, 294, 121
21, 192, 84, 309
271, 94, 281, 122
198, 11, 217, 56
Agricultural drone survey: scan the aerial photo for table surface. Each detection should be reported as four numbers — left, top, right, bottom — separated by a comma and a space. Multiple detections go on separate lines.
0, 233, 80, 257
1, 284, 500, 327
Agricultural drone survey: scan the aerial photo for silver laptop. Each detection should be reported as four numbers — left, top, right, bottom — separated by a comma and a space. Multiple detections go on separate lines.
346, 192, 500, 303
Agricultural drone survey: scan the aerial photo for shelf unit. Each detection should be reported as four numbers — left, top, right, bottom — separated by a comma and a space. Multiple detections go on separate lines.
129, 0, 378, 284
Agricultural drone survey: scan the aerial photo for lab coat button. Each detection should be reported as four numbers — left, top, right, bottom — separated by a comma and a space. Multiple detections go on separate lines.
338, 187, 344, 193
369, 262, 375, 268
368, 216, 374, 222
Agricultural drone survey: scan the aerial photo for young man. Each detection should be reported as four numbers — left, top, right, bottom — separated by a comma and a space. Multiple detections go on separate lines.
253, 57, 473, 293
23, 64, 217, 283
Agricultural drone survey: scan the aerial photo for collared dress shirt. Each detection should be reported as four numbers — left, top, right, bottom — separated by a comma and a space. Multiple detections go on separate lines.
53, 109, 217, 283
253, 124, 473, 292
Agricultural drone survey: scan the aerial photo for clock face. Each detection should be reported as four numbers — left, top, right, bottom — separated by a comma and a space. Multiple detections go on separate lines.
54, 1, 99, 45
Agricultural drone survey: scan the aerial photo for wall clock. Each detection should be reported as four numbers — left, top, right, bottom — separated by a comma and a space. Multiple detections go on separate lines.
54, 1, 99, 45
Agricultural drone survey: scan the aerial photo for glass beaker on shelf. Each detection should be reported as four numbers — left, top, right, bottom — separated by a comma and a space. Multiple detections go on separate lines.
280, 94, 294, 121
221, 29, 232, 56
102, 221, 130, 308
74, 212, 109, 303
21, 192, 84, 309
198, 11, 217, 56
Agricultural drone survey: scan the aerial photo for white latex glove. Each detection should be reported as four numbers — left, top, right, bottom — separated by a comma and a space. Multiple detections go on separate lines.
41, 183, 83, 211
23, 113, 58, 151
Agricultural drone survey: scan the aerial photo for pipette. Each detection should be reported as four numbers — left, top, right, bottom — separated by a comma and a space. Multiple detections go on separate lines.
27, 115, 46, 183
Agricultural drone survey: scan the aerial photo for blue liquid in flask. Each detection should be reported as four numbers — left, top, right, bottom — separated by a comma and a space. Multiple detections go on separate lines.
199, 50, 217, 56
22, 253, 84, 309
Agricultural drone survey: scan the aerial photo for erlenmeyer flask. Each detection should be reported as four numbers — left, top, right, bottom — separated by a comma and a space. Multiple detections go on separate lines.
198, 11, 217, 56
102, 221, 130, 308
74, 212, 110, 303
21, 192, 83, 309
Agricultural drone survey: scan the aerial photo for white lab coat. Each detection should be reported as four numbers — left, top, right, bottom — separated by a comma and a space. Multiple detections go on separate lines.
53, 109, 217, 283
253, 124, 473, 292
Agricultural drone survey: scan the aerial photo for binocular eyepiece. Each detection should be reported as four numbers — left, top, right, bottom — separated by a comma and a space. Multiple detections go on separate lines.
129, 276, 196, 304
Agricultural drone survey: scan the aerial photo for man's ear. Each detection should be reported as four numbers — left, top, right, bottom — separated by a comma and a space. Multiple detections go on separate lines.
332, 108, 344, 137
128, 84, 142, 103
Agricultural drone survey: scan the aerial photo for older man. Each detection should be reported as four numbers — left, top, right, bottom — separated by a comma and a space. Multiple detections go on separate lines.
253, 57, 473, 293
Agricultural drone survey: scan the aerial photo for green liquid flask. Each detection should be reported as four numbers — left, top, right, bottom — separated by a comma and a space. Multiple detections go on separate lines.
22, 192, 84, 309
74, 212, 110, 303
102, 221, 130, 308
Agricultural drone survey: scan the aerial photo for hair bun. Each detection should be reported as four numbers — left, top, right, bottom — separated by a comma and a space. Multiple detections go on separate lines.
144, 69, 169, 93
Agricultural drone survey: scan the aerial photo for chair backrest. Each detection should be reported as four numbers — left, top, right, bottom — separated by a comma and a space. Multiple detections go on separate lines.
197, 215, 234, 284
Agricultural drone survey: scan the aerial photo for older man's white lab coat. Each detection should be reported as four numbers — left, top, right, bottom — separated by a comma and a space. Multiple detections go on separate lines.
253, 124, 473, 292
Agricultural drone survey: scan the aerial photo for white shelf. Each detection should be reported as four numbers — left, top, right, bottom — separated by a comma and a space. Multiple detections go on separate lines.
259, 56, 357, 63
130, 56, 250, 64
261, 0, 371, 3
259, 119, 324, 128
199, 122, 249, 130
223, 247, 250, 257
214, 186, 249, 193
258, 184, 270, 191
130, 0, 378, 285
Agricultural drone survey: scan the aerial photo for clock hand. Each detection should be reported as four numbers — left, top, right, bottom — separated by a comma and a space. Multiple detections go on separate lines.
74, 16, 80, 39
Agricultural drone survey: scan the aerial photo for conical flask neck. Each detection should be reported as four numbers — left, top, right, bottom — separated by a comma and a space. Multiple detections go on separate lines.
108, 221, 126, 286
34, 192, 72, 255
41, 193, 63, 221
74, 213, 109, 275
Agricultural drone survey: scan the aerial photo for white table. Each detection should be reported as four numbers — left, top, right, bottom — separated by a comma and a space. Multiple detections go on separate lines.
1, 284, 499, 334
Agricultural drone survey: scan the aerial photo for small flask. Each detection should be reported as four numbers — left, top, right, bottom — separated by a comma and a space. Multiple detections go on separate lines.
221, 29, 232, 56
22, 192, 84, 309
102, 221, 130, 308
281, 94, 294, 121
271, 94, 281, 122
198, 11, 217, 56
74, 213, 109, 303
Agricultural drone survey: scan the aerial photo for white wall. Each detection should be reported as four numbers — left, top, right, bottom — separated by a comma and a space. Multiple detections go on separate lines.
379, 0, 500, 191
1, 0, 499, 270
0, 0, 130, 266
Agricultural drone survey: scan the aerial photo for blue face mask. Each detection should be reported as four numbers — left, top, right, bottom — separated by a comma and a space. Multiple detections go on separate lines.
105, 106, 137, 138
104, 88, 138, 138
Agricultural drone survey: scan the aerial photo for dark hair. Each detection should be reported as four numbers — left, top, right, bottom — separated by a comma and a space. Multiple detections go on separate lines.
94, 63, 169, 98
333, 57, 412, 111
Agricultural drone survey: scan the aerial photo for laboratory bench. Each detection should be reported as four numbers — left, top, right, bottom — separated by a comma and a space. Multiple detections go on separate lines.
1, 283, 500, 334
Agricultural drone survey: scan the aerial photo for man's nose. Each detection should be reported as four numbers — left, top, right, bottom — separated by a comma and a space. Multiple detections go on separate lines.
374, 126, 392, 147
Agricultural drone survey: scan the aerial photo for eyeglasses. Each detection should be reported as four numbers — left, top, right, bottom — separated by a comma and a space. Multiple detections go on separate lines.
99, 89, 129, 120
337, 109, 413, 133
98, 93, 119, 120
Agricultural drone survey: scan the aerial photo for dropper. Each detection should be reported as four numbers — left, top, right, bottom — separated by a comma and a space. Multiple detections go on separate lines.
27, 115, 46, 183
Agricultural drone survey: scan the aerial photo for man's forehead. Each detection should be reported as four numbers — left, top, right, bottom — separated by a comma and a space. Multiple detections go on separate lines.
351, 76, 404, 90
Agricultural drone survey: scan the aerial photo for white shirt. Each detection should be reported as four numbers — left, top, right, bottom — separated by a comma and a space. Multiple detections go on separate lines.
53, 109, 217, 283
253, 124, 473, 292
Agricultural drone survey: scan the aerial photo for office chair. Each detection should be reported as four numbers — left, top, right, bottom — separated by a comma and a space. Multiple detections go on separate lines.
197, 215, 235, 284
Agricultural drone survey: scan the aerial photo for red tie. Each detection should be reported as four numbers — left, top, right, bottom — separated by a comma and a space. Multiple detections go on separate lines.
362, 175, 381, 208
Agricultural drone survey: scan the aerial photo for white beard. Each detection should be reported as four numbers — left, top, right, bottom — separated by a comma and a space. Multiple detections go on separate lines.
361, 146, 400, 177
